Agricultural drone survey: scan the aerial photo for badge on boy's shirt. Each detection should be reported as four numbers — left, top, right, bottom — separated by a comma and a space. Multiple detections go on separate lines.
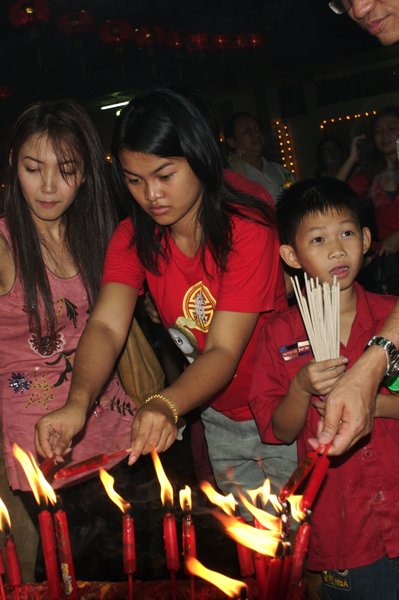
279, 340, 311, 362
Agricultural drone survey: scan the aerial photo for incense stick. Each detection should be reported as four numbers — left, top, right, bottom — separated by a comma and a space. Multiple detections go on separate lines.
291, 274, 340, 361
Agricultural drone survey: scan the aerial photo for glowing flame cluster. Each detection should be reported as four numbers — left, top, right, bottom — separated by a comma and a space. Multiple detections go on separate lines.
12, 443, 56, 506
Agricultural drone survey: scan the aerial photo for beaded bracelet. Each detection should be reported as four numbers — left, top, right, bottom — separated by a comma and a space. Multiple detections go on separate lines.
144, 394, 178, 424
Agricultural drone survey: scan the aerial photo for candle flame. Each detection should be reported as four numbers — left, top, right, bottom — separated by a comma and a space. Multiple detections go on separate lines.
0, 497, 11, 530
238, 493, 282, 533
12, 444, 56, 506
288, 495, 306, 523
213, 511, 280, 556
179, 485, 192, 512
247, 479, 271, 504
246, 478, 282, 513
185, 556, 247, 598
199, 481, 236, 515
99, 469, 130, 513
150, 450, 173, 507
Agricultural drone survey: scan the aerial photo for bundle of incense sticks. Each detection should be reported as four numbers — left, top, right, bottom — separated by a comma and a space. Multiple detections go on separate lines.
291, 274, 340, 361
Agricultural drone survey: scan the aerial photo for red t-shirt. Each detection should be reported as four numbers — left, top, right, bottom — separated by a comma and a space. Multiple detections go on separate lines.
349, 170, 399, 241
249, 283, 399, 570
102, 213, 286, 420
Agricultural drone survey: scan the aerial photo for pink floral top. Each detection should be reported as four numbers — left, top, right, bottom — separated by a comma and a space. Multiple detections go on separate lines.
0, 218, 135, 491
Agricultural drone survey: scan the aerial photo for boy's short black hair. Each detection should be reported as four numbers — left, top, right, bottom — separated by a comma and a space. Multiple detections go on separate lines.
276, 177, 361, 246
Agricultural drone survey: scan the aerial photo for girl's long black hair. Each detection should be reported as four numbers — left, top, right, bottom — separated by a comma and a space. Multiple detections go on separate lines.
3, 98, 117, 338
111, 87, 275, 274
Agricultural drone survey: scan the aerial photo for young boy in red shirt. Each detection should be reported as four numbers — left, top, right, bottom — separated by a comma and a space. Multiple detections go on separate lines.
249, 178, 399, 599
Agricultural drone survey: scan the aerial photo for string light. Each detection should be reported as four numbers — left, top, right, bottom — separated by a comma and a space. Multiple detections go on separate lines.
320, 110, 377, 129
272, 120, 296, 175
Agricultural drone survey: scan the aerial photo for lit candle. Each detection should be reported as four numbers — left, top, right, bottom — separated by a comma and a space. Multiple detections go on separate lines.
263, 552, 283, 600
99, 469, 136, 600
236, 516, 254, 579
12, 444, 62, 599
179, 486, 197, 561
38, 505, 63, 600
123, 506, 136, 577
0, 497, 21, 588
151, 450, 180, 599
4, 528, 21, 588
179, 486, 196, 599
54, 496, 78, 598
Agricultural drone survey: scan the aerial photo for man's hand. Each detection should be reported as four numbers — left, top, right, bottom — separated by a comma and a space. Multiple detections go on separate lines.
308, 348, 384, 455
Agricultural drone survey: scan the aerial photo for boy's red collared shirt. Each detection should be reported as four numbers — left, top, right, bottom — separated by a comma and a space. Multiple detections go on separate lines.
249, 282, 399, 571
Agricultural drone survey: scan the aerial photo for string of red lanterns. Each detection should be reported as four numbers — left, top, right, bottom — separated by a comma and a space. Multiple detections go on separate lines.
8, 2, 265, 52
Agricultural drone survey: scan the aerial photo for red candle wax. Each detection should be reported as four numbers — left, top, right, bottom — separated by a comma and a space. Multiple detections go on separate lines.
54, 501, 78, 598
163, 512, 179, 572
289, 522, 311, 589
123, 510, 136, 575
38, 510, 62, 599
4, 532, 21, 586
263, 556, 283, 600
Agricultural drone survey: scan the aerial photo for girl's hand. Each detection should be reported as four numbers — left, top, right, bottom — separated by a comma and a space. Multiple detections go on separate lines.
296, 356, 348, 397
35, 404, 87, 461
128, 400, 177, 465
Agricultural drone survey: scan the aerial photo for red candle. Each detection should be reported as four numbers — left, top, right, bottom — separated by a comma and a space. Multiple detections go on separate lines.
253, 553, 269, 599
123, 507, 136, 575
4, 529, 21, 587
38, 509, 62, 599
236, 517, 254, 578
289, 521, 311, 590
163, 510, 180, 573
301, 450, 330, 511
263, 555, 283, 600
182, 512, 196, 561
54, 497, 78, 598
279, 551, 292, 600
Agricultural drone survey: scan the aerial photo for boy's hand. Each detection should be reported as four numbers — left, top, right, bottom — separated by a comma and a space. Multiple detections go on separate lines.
297, 356, 348, 397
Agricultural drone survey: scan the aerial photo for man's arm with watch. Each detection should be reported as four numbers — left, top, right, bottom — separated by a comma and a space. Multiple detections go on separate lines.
308, 300, 399, 456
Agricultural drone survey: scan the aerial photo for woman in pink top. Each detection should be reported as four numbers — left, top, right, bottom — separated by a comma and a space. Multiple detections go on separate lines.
0, 99, 134, 581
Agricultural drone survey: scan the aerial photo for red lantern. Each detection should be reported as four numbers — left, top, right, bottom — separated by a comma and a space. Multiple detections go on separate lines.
58, 10, 94, 37
99, 20, 133, 46
9, 0, 50, 28
248, 32, 265, 49
213, 33, 230, 51
232, 33, 249, 50
165, 31, 185, 49
186, 33, 209, 52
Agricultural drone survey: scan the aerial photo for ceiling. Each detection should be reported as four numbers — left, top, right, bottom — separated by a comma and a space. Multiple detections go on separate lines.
0, 0, 381, 112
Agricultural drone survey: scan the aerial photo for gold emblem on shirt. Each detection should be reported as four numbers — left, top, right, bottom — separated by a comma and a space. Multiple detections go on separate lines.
182, 282, 216, 332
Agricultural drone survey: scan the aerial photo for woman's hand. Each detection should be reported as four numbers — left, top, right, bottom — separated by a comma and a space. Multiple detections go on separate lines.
35, 404, 87, 461
128, 399, 178, 465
